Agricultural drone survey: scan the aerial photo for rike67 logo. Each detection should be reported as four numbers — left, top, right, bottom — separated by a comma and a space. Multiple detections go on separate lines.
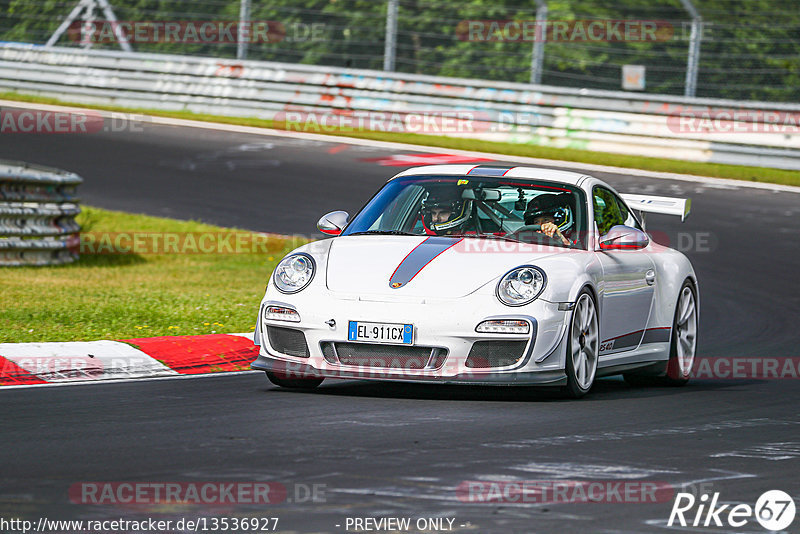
668, 490, 796, 530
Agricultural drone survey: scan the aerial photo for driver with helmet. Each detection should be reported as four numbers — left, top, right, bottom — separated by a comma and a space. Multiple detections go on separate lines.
523, 193, 573, 246
420, 188, 473, 236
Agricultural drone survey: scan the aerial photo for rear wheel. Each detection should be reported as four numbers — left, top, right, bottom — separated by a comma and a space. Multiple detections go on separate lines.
265, 371, 324, 389
624, 280, 697, 387
563, 290, 599, 398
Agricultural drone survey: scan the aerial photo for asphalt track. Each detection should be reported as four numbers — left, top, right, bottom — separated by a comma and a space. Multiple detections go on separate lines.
2, 110, 800, 533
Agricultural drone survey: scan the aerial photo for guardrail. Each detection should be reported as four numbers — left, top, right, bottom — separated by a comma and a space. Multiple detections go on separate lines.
1, 43, 799, 170
0, 160, 82, 266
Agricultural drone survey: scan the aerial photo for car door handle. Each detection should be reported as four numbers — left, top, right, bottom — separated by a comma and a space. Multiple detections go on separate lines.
645, 269, 656, 285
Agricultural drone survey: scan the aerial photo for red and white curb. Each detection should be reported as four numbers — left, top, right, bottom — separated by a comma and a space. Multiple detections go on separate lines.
0, 333, 258, 387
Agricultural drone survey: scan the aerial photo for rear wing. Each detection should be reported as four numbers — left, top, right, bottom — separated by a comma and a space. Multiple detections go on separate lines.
620, 193, 691, 222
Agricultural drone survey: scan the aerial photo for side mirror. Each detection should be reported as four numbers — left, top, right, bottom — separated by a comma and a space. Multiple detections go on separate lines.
317, 211, 349, 236
599, 225, 649, 250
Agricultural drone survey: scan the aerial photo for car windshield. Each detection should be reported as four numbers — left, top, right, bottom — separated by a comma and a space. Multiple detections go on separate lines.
342, 175, 588, 249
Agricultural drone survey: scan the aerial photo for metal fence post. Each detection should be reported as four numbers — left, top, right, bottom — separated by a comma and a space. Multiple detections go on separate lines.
237, 0, 251, 60
679, 0, 702, 98
96, 0, 132, 52
530, 0, 548, 85
383, 0, 398, 71
79, 0, 96, 50
45, 0, 131, 52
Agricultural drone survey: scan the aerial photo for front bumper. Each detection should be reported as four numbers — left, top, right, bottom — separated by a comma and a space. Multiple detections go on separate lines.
252, 287, 571, 386
251, 354, 567, 386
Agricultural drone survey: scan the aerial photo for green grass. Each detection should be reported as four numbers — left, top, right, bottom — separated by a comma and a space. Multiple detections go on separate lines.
2, 90, 799, 187
0, 206, 304, 343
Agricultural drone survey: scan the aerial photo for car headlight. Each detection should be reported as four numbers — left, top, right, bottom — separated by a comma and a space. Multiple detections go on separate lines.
496, 266, 546, 306
273, 253, 315, 293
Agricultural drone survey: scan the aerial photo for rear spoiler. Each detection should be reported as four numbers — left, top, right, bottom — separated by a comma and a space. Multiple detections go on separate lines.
620, 193, 691, 222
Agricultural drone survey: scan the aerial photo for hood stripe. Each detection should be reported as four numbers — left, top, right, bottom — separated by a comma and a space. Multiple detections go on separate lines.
389, 237, 462, 288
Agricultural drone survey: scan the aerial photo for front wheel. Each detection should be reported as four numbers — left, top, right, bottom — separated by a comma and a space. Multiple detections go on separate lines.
563, 290, 599, 398
664, 281, 698, 385
265, 371, 324, 389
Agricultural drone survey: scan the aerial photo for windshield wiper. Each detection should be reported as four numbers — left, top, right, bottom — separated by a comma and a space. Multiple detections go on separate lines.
348, 230, 417, 236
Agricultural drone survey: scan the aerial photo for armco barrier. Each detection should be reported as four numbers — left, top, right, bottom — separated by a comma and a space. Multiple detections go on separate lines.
0, 160, 82, 266
1, 43, 799, 170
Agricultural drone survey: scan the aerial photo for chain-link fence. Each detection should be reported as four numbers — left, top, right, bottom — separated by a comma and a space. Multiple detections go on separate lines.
1, 0, 798, 102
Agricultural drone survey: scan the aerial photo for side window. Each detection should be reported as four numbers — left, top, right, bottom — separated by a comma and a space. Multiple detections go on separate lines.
613, 194, 642, 230
593, 187, 624, 235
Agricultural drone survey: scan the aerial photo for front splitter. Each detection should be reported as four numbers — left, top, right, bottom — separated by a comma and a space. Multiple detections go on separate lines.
251, 354, 567, 386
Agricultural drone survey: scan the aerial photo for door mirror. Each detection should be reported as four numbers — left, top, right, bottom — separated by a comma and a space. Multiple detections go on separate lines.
317, 211, 350, 236
599, 225, 649, 250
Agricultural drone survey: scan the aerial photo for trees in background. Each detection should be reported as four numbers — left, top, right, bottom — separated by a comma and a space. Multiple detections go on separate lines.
0, 0, 797, 101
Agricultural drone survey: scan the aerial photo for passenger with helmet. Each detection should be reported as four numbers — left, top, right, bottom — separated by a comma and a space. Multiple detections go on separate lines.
522, 193, 574, 246
420, 188, 473, 236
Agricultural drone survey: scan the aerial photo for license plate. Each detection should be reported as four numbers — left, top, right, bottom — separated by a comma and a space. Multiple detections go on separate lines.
348, 321, 413, 345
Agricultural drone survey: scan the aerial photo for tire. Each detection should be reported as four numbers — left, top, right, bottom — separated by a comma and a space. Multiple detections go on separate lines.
623, 279, 697, 387
265, 371, 324, 389
562, 289, 599, 398
663, 281, 698, 385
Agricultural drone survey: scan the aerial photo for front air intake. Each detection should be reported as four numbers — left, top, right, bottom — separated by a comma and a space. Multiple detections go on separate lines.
267, 326, 310, 358
320, 342, 447, 370
465, 341, 527, 368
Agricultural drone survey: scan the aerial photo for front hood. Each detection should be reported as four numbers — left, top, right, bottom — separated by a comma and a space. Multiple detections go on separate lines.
325, 235, 563, 299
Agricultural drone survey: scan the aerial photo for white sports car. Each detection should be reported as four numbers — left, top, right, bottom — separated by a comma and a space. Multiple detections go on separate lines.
251, 164, 698, 397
